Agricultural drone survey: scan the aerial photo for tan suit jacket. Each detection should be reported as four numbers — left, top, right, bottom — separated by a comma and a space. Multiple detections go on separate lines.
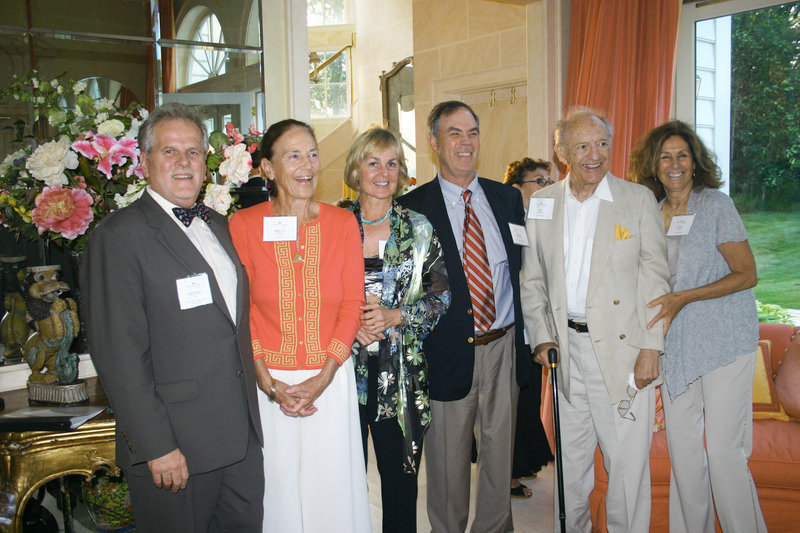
521, 174, 669, 404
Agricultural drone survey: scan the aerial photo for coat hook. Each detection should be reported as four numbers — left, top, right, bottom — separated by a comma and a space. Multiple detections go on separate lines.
509, 87, 516, 105
490, 90, 496, 107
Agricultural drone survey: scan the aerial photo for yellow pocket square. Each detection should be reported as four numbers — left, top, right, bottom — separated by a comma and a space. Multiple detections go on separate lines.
615, 223, 632, 241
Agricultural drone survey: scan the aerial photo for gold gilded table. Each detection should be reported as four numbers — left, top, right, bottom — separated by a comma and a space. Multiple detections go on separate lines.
0, 378, 116, 533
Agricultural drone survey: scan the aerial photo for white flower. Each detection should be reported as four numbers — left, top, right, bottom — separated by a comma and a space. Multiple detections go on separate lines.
26, 139, 79, 186
95, 112, 108, 123
57, 86, 64, 95
94, 99, 114, 111
202, 183, 232, 215
69, 123, 83, 136
97, 119, 125, 137
113, 182, 146, 209
218, 143, 252, 186
73, 80, 86, 93
124, 117, 142, 139
73, 105, 83, 118
36, 96, 45, 104
32, 78, 39, 89
0, 149, 29, 176
50, 79, 59, 88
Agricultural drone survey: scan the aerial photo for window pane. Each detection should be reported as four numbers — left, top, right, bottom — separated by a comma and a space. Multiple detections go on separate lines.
307, 0, 346, 26
310, 52, 349, 119
168, 46, 261, 93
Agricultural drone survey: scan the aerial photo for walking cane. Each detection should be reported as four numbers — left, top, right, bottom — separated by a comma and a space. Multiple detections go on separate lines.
548, 347, 567, 533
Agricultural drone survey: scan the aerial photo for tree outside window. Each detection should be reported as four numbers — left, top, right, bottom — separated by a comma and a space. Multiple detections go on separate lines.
310, 52, 349, 119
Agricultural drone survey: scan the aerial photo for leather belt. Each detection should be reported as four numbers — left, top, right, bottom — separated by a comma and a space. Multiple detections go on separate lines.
474, 323, 514, 346
568, 319, 589, 333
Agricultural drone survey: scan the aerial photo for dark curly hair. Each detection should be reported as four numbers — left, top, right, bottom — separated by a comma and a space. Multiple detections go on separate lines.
628, 120, 722, 201
503, 158, 551, 186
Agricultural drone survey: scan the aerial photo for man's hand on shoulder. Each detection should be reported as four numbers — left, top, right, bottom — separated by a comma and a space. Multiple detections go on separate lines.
147, 448, 189, 493
633, 348, 660, 390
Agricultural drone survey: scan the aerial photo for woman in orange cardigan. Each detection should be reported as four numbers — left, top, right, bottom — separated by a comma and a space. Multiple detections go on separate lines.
229, 119, 370, 532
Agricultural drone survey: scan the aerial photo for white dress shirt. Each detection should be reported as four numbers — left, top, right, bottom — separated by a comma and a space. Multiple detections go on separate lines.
562, 175, 613, 320
147, 188, 238, 321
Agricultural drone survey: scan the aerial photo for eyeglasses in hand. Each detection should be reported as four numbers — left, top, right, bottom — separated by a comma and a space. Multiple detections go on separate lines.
617, 385, 638, 421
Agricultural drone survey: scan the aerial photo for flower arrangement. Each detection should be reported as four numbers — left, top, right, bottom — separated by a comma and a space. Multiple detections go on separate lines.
0, 71, 261, 251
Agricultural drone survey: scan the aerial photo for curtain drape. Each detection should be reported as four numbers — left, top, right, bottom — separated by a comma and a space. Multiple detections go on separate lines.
159, 0, 176, 94
563, 0, 682, 180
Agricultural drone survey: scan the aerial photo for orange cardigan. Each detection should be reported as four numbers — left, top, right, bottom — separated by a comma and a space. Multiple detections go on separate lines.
230, 202, 365, 370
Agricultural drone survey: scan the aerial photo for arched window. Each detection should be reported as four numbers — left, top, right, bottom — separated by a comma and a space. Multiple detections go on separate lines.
188, 12, 227, 84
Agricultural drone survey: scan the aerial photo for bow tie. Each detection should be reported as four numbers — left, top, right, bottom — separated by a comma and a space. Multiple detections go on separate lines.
173, 204, 212, 227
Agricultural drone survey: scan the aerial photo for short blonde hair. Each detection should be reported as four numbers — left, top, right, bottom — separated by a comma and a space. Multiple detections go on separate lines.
344, 127, 410, 192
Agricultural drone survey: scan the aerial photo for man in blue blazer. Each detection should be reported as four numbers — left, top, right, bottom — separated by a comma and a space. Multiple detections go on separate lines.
399, 101, 530, 533
81, 103, 263, 532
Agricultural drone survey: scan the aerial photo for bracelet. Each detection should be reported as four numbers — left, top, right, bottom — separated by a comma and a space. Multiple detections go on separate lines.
267, 379, 277, 402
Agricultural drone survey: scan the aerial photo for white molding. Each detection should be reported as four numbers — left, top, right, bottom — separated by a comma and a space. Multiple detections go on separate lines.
0, 354, 97, 394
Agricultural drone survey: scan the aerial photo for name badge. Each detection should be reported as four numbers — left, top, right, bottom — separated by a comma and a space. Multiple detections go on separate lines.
263, 216, 297, 241
667, 214, 695, 236
508, 223, 529, 246
378, 240, 387, 259
176, 273, 213, 310
528, 198, 555, 220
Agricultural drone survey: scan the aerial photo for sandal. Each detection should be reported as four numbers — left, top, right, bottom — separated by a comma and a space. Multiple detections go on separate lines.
510, 483, 532, 499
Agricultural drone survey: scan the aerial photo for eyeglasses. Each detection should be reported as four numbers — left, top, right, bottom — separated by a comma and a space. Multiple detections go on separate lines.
617, 386, 638, 421
520, 178, 555, 187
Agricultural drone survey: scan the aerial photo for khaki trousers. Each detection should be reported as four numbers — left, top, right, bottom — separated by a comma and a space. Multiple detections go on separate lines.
663, 351, 767, 533
425, 327, 518, 533
557, 329, 654, 533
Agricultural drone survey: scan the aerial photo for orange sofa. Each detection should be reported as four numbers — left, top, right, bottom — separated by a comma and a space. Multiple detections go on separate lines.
587, 323, 800, 532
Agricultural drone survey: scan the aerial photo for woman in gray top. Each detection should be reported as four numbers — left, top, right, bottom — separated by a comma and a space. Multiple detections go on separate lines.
630, 120, 766, 533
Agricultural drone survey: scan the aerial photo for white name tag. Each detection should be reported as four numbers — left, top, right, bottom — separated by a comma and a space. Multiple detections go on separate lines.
176, 273, 213, 310
508, 223, 529, 246
378, 240, 387, 259
528, 198, 555, 220
667, 214, 695, 236
263, 216, 297, 241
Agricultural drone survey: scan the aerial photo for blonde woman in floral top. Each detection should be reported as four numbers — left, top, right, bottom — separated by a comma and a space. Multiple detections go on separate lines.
345, 127, 450, 533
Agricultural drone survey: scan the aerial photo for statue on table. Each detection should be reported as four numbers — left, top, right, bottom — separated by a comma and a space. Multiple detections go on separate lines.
0, 256, 30, 365
22, 265, 80, 387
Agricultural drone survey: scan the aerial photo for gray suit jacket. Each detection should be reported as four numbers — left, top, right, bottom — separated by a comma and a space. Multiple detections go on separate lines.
520, 174, 669, 404
80, 192, 262, 476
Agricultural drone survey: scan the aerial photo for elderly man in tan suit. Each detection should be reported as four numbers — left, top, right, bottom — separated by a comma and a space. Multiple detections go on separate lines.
521, 108, 669, 532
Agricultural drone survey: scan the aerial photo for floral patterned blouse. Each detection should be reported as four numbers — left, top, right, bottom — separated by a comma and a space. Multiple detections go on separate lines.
349, 200, 450, 473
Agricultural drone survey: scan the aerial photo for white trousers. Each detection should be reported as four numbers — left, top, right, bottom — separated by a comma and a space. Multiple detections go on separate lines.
261, 358, 371, 533
663, 351, 767, 533
557, 329, 654, 533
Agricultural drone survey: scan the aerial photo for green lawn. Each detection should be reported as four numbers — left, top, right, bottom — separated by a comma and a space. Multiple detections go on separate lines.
741, 212, 800, 310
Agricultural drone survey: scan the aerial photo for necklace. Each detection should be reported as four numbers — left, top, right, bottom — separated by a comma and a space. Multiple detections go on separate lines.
361, 206, 391, 225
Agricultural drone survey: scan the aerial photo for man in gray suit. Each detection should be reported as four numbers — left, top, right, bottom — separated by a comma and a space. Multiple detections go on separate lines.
81, 103, 263, 532
521, 108, 669, 532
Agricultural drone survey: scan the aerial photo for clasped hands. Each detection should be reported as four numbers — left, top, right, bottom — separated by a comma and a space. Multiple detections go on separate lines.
355, 304, 402, 346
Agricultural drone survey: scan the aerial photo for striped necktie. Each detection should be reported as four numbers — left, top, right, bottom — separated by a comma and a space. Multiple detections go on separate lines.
462, 190, 496, 333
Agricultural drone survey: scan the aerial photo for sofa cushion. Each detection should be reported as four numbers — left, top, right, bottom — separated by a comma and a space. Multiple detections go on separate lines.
753, 340, 790, 421
774, 331, 800, 419
750, 419, 800, 490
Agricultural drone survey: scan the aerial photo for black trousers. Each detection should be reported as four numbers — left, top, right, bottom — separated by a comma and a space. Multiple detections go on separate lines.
359, 356, 423, 533
125, 425, 263, 533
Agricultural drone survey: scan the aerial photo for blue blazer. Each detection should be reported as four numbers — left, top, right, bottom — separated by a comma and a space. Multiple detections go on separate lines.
398, 177, 531, 401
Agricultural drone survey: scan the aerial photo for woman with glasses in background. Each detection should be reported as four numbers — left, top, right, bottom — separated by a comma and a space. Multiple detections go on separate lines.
503, 157, 555, 499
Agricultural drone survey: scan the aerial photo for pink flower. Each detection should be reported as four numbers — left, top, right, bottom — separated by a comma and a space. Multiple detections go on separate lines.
31, 185, 94, 240
225, 123, 244, 144
72, 134, 140, 180
249, 125, 261, 136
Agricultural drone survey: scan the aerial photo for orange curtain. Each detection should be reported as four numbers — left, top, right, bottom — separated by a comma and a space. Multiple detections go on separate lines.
160, 0, 176, 94
564, 0, 682, 180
